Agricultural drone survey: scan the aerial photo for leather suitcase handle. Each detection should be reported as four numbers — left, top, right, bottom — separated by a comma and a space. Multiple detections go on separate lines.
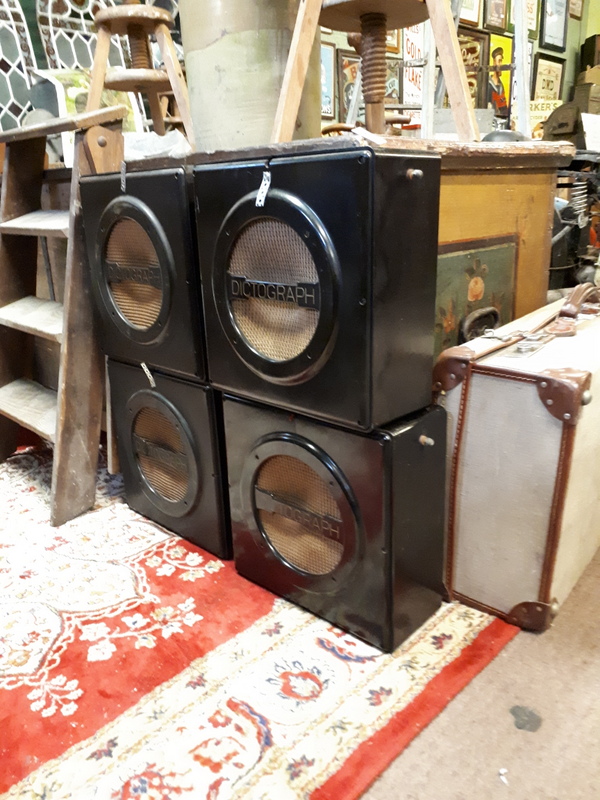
559, 283, 600, 318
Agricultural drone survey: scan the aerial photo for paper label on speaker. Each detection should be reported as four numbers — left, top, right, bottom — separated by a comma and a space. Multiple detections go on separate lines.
254, 488, 342, 542
227, 275, 321, 310
106, 261, 162, 289
255, 170, 272, 207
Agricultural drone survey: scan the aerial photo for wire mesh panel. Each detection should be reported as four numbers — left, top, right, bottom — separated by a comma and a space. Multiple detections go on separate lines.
228, 218, 321, 362
255, 454, 344, 575
0, 0, 36, 130
133, 404, 189, 503
104, 216, 164, 331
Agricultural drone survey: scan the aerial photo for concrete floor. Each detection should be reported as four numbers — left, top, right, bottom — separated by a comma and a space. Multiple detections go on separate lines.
364, 551, 600, 800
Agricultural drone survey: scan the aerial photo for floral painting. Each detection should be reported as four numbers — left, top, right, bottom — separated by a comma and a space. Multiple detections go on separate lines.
434, 236, 517, 357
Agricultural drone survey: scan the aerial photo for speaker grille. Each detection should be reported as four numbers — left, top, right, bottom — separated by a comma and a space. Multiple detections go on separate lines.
105, 218, 163, 330
256, 455, 343, 575
133, 406, 189, 502
228, 218, 319, 361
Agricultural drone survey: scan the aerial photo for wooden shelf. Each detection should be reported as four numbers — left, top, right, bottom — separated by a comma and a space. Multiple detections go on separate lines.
0, 379, 57, 441
0, 296, 63, 342
0, 210, 70, 237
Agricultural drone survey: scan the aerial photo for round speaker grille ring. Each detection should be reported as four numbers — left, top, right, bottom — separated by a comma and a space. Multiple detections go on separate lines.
213, 190, 340, 385
127, 389, 200, 518
240, 435, 361, 587
96, 196, 174, 345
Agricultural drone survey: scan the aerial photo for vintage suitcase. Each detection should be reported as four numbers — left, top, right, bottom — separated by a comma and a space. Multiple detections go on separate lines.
434, 285, 600, 631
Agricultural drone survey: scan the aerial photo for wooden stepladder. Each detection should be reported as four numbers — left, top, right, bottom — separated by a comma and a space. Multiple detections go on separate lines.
0, 106, 126, 525
272, 0, 481, 143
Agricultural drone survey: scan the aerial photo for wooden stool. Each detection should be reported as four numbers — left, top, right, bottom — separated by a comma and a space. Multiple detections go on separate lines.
272, 0, 479, 143
321, 0, 428, 133
86, 0, 195, 149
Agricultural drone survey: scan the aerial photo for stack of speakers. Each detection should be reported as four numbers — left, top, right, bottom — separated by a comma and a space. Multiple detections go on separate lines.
81, 140, 447, 652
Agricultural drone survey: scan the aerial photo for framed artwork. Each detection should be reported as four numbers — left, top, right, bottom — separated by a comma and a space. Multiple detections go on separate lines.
457, 26, 490, 108
386, 30, 401, 54
402, 24, 424, 122
540, 0, 568, 51
488, 32, 514, 119
532, 52, 565, 100
337, 50, 361, 121
320, 42, 335, 119
434, 236, 517, 358
385, 59, 402, 104
568, 0, 583, 18
460, 0, 482, 26
484, 0, 509, 30
507, 0, 540, 37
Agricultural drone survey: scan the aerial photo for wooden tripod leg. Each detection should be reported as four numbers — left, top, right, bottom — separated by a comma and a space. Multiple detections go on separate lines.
155, 22, 196, 150
271, 0, 322, 144
147, 89, 167, 135
425, 0, 480, 142
86, 26, 112, 111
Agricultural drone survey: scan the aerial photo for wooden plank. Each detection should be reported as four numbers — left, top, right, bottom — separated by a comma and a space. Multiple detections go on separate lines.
0, 378, 57, 441
0, 105, 128, 144
271, 0, 322, 144
122, 136, 576, 173
83, 126, 125, 175
0, 210, 70, 237
424, 0, 480, 142
0, 296, 63, 341
51, 128, 106, 526
86, 27, 113, 112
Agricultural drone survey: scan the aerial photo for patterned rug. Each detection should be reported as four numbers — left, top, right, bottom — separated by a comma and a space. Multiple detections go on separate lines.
0, 449, 518, 800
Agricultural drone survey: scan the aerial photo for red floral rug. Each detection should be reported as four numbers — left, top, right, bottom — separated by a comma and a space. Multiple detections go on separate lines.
0, 449, 518, 800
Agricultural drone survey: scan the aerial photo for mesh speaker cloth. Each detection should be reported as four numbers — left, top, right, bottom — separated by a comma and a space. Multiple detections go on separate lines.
105, 218, 163, 330
133, 407, 189, 503
256, 455, 343, 575
228, 219, 319, 361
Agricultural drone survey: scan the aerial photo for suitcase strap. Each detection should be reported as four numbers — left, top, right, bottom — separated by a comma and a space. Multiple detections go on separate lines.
433, 283, 600, 394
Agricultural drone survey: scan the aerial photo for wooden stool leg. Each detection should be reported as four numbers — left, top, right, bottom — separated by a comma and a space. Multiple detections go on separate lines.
146, 89, 167, 135
424, 0, 480, 142
154, 22, 196, 149
86, 26, 112, 111
271, 0, 322, 144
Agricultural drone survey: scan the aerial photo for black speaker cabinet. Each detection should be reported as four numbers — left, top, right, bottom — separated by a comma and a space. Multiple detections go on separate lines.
195, 144, 441, 430
224, 395, 446, 652
108, 359, 230, 559
81, 168, 205, 381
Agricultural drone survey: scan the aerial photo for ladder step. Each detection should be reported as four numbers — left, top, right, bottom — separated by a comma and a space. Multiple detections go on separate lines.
0, 296, 63, 342
0, 379, 57, 442
0, 210, 70, 237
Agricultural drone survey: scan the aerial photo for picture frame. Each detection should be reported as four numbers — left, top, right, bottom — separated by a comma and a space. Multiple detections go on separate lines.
460, 0, 483, 26
484, 0, 509, 31
540, 0, 568, 52
320, 42, 336, 119
386, 30, 401, 54
488, 32, 514, 119
568, 0, 583, 19
457, 26, 491, 108
507, 0, 540, 38
532, 52, 565, 100
384, 58, 402, 104
337, 49, 361, 122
